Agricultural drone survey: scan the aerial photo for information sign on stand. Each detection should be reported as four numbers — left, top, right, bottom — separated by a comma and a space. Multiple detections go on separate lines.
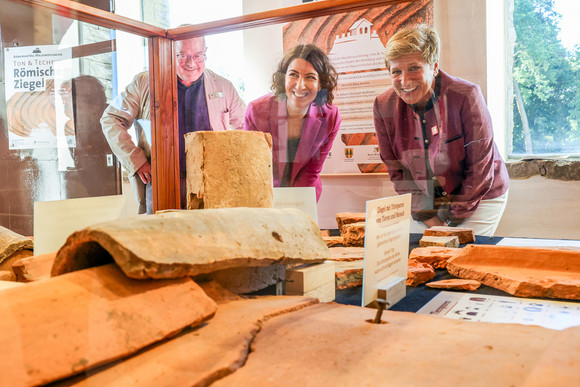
362, 194, 412, 308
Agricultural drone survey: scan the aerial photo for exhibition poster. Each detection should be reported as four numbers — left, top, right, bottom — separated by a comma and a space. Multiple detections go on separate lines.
283, 0, 433, 173
4, 45, 75, 150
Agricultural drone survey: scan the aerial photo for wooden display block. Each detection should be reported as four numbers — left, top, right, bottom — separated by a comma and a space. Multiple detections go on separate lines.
377, 276, 406, 308
286, 261, 335, 302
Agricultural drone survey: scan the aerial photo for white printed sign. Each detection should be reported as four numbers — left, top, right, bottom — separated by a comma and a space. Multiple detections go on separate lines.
362, 193, 411, 307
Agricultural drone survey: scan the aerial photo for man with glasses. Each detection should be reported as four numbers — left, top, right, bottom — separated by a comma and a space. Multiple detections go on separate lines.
101, 36, 246, 214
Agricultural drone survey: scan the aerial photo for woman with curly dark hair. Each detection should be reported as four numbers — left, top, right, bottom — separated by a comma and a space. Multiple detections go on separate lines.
245, 44, 340, 201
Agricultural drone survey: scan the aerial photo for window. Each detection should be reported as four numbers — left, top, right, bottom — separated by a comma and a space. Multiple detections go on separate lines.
510, 0, 580, 156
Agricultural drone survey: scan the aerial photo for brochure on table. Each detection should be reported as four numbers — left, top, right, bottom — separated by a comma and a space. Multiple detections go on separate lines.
362, 193, 412, 307
418, 291, 580, 330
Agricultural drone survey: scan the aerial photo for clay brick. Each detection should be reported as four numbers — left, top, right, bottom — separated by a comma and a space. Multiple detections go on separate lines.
424, 226, 475, 244
407, 261, 436, 286
419, 235, 459, 248
426, 279, 481, 291
62, 296, 318, 386
0, 264, 216, 386
335, 212, 365, 233
447, 244, 580, 300
185, 130, 273, 209
408, 246, 462, 269
12, 252, 56, 282
52, 208, 329, 279
341, 221, 365, 247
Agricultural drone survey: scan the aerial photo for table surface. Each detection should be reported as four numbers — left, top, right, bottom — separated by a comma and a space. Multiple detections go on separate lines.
335, 233, 580, 311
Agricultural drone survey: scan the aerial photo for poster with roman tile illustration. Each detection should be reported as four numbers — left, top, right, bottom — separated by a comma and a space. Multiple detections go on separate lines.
283, 0, 433, 173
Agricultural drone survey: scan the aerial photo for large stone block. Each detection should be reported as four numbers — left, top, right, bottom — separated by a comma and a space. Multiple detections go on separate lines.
52, 208, 329, 279
185, 130, 273, 209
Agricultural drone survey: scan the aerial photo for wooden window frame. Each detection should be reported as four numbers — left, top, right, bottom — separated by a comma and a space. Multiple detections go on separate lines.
10, 0, 412, 211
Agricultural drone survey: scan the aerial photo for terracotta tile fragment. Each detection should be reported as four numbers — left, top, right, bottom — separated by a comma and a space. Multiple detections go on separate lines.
0, 248, 33, 272
213, 303, 579, 386
59, 296, 318, 386
341, 221, 365, 247
328, 246, 364, 261
12, 252, 56, 282
0, 271, 15, 281
426, 279, 481, 291
335, 261, 364, 289
419, 235, 459, 248
0, 225, 33, 264
323, 236, 345, 247
407, 261, 436, 286
0, 264, 217, 386
335, 212, 366, 233
447, 244, 580, 300
52, 208, 329, 279
185, 130, 273, 209
424, 226, 475, 244
408, 246, 462, 269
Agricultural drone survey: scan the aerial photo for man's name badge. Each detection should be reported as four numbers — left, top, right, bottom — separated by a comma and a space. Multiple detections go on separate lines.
431, 125, 439, 135
209, 91, 223, 99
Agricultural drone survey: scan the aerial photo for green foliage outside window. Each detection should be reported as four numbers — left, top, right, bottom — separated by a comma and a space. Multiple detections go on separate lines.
512, 0, 580, 155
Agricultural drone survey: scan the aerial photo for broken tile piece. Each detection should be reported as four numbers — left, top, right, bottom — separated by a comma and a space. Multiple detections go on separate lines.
341, 222, 365, 247
52, 208, 329, 279
0, 225, 33, 264
0, 264, 216, 386
426, 279, 481, 291
335, 212, 366, 233
419, 235, 459, 248
447, 245, 580, 300
335, 261, 364, 289
12, 252, 56, 282
424, 226, 475, 244
407, 261, 436, 287
409, 246, 462, 269
323, 236, 345, 247
329, 247, 364, 261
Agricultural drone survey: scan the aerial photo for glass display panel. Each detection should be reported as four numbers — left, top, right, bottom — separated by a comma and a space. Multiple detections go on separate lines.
0, 0, 147, 235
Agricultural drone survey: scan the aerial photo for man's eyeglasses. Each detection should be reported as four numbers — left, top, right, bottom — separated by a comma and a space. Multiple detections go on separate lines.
177, 52, 206, 63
